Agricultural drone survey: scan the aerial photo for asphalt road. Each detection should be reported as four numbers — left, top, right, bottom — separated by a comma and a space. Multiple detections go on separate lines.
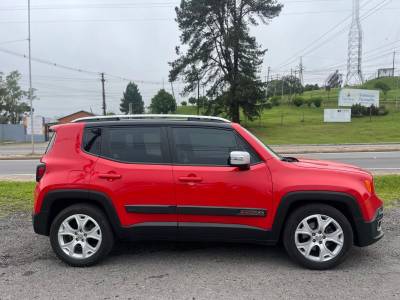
0, 208, 399, 299
0, 151, 399, 178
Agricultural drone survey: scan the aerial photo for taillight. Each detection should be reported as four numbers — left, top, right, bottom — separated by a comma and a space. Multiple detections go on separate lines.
36, 163, 46, 182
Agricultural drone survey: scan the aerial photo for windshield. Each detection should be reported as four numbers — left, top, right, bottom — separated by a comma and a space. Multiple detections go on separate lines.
242, 128, 282, 160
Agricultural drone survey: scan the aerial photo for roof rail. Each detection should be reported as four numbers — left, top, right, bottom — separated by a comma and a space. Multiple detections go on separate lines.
72, 114, 231, 123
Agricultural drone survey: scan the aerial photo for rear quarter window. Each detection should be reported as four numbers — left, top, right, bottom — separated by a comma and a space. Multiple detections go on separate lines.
82, 128, 102, 156
45, 132, 56, 154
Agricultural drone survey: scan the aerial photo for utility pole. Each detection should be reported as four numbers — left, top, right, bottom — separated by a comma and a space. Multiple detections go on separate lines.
393, 50, 396, 76
289, 69, 293, 101
197, 77, 200, 115
28, 0, 34, 154
170, 81, 176, 102
101, 73, 106, 115
273, 75, 278, 97
265, 66, 271, 98
129, 103, 133, 115
299, 57, 304, 86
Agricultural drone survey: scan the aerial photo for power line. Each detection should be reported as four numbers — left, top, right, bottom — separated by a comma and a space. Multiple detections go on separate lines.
273, 0, 390, 71
0, 46, 169, 85
0, 46, 99, 75
0, 38, 27, 45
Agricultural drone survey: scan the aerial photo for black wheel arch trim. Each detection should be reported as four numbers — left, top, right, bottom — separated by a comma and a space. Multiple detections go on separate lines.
33, 189, 122, 237
271, 191, 375, 246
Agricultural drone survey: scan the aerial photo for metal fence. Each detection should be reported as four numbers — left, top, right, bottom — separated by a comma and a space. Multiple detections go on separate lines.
0, 124, 45, 142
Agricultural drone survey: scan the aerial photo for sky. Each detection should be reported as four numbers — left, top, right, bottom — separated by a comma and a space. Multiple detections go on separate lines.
0, 0, 399, 119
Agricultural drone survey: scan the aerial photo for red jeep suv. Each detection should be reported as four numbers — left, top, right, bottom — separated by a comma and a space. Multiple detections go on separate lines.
33, 115, 384, 269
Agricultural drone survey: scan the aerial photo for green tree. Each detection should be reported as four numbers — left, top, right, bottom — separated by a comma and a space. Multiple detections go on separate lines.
304, 84, 319, 92
374, 81, 390, 100
169, 0, 282, 123
181, 101, 188, 106
188, 97, 197, 106
266, 75, 303, 98
150, 89, 177, 114
0, 71, 32, 124
120, 82, 144, 114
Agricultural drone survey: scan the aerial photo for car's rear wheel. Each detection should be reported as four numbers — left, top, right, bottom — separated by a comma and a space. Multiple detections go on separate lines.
283, 204, 353, 270
50, 204, 114, 267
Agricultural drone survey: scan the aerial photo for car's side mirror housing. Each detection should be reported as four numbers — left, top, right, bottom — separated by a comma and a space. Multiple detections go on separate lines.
230, 151, 251, 170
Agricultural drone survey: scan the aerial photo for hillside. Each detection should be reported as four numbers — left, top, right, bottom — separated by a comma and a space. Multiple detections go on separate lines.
301, 77, 400, 104
362, 76, 400, 90
176, 102, 400, 145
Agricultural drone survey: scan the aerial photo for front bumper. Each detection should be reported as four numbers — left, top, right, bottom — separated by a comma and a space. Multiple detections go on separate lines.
355, 206, 384, 247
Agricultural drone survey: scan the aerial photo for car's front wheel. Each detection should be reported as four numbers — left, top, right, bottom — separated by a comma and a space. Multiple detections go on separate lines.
283, 204, 353, 270
50, 204, 114, 267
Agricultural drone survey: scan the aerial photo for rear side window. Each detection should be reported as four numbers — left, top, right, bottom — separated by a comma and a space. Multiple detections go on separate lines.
45, 132, 56, 154
172, 127, 261, 166
83, 128, 102, 156
102, 127, 165, 164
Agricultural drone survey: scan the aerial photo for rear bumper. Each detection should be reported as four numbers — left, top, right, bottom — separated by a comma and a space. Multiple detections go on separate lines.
355, 206, 384, 247
32, 211, 50, 236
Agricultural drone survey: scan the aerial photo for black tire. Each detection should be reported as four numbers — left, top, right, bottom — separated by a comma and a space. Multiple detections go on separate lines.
283, 204, 353, 270
50, 204, 114, 267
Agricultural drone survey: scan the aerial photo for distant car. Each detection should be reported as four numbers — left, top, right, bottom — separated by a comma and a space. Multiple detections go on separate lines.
33, 115, 383, 269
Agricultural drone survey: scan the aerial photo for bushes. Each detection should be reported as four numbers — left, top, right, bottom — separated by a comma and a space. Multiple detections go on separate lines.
262, 101, 273, 109
270, 96, 281, 106
293, 96, 322, 108
351, 104, 389, 117
311, 97, 322, 108
293, 97, 304, 107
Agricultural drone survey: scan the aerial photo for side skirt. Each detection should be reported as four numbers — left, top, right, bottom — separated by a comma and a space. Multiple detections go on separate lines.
119, 222, 277, 245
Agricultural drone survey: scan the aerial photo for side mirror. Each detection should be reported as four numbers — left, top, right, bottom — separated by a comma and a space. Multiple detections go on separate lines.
230, 151, 250, 170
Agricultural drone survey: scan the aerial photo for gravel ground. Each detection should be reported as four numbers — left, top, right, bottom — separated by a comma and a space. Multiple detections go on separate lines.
0, 208, 399, 300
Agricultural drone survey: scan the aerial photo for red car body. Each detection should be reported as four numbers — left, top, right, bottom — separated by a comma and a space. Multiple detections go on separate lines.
33, 118, 383, 251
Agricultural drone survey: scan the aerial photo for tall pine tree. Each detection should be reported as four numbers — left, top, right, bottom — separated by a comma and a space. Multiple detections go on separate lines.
169, 0, 282, 123
120, 82, 144, 114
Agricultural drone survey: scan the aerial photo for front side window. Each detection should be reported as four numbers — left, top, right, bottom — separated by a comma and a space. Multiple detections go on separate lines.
102, 127, 164, 164
172, 127, 261, 166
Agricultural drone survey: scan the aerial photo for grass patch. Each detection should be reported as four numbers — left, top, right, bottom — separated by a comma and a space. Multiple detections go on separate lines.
245, 106, 400, 145
374, 175, 400, 206
0, 177, 398, 216
0, 181, 35, 216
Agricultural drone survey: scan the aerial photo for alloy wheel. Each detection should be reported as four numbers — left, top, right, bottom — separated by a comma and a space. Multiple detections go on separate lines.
294, 214, 344, 262
57, 214, 102, 259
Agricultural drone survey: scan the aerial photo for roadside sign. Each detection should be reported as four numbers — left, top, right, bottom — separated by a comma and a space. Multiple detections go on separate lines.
324, 109, 351, 123
338, 89, 379, 107
26, 116, 44, 135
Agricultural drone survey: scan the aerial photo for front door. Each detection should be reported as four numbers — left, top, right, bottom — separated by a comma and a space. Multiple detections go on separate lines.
169, 126, 273, 242
89, 125, 176, 239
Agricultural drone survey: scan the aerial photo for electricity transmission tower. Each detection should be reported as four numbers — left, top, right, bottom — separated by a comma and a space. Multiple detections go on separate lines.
346, 0, 364, 86
298, 57, 304, 86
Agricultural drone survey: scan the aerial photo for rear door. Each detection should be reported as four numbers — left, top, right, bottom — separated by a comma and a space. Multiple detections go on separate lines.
89, 125, 176, 239
170, 126, 273, 242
